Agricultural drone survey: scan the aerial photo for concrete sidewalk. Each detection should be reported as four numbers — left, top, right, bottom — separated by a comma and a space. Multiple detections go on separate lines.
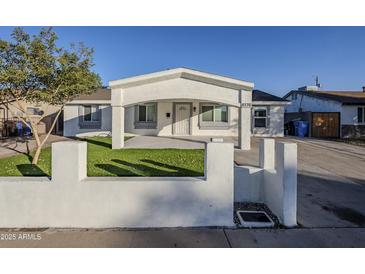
0, 135, 71, 159
0, 227, 364, 248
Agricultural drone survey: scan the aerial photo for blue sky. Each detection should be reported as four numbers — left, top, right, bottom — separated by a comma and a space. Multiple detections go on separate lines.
1, 27, 365, 96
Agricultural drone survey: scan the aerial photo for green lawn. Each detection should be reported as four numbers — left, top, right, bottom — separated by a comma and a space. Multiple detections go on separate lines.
0, 137, 205, 177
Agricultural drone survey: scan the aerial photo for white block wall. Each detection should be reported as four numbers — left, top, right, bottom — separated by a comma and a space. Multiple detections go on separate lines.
0, 141, 234, 228
234, 139, 298, 227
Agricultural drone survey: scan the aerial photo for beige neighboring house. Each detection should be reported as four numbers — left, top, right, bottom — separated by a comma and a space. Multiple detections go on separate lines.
64, 68, 289, 150
0, 100, 63, 137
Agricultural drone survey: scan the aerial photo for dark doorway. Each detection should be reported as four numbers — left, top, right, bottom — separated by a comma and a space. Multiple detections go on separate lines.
56, 110, 64, 135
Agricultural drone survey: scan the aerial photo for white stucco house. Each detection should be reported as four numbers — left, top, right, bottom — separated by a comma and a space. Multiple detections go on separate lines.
64, 68, 288, 149
284, 85, 365, 138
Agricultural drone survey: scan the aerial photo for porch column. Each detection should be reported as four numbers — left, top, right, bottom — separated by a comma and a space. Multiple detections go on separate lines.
238, 89, 252, 150
111, 88, 125, 149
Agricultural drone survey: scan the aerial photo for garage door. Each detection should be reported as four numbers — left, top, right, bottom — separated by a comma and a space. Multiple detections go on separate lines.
312, 112, 340, 138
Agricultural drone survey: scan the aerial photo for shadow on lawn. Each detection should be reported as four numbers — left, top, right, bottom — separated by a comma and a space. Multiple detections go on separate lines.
16, 164, 48, 176
94, 159, 202, 177
75, 136, 133, 150
94, 164, 135, 176
79, 138, 112, 149
141, 159, 203, 176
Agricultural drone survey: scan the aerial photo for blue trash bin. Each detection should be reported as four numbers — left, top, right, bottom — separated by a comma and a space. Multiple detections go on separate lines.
16, 121, 23, 136
25, 124, 32, 136
294, 121, 309, 137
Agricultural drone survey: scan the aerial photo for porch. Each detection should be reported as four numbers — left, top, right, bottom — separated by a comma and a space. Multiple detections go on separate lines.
109, 68, 254, 150
124, 135, 237, 149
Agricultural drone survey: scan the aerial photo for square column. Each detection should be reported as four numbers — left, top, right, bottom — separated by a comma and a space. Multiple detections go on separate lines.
112, 106, 125, 149
238, 90, 252, 150
111, 88, 124, 149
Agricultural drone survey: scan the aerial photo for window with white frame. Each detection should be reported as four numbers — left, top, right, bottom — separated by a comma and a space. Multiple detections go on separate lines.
358, 107, 365, 123
137, 103, 157, 123
253, 107, 268, 128
83, 105, 100, 122
201, 104, 228, 123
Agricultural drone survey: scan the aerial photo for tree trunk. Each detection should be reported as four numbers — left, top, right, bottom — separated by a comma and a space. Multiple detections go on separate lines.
30, 105, 64, 165
32, 144, 42, 165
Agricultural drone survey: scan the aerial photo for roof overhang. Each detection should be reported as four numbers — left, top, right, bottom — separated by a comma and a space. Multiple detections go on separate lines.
66, 100, 111, 105
109, 68, 254, 91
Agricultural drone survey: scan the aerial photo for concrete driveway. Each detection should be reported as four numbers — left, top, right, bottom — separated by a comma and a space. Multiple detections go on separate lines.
126, 135, 365, 228
0, 135, 71, 159
235, 137, 365, 228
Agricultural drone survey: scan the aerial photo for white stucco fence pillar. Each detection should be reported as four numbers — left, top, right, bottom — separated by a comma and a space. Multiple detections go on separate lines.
275, 142, 297, 227
112, 106, 125, 149
52, 141, 87, 183
259, 138, 275, 169
204, 139, 235, 227
111, 88, 125, 149
205, 139, 234, 181
238, 90, 252, 150
261, 139, 297, 227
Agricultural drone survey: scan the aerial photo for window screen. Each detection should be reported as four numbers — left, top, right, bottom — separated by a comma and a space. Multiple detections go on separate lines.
214, 105, 228, 122
83, 106, 92, 121
202, 105, 214, 121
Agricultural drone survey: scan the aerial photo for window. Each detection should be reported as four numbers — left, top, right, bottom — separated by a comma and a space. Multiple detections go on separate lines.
202, 105, 214, 121
138, 103, 157, 122
214, 105, 228, 122
253, 107, 267, 128
83, 105, 100, 122
358, 107, 365, 123
201, 104, 228, 122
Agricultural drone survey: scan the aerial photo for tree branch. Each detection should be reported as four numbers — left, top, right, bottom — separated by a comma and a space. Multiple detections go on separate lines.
40, 105, 64, 147
36, 84, 62, 124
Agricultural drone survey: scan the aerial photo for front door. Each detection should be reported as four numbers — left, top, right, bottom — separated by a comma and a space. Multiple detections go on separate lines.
174, 103, 191, 135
